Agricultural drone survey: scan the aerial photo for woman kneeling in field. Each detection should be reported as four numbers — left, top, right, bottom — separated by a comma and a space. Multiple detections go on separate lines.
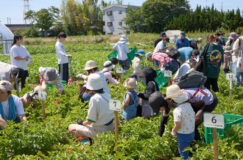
68, 74, 114, 140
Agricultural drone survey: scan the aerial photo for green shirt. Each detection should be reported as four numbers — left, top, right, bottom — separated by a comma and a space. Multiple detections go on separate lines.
200, 43, 224, 78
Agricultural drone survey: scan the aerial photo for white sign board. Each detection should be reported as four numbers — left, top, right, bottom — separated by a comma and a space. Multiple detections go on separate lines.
164, 70, 172, 77
38, 91, 47, 101
116, 68, 125, 74
204, 113, 225, 129
226, 73, 235, 81
109, 99, 122, 111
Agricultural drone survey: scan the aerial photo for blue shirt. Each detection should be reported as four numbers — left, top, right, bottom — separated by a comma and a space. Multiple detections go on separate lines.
178, 47, 193, 61
175, 37, 190, 49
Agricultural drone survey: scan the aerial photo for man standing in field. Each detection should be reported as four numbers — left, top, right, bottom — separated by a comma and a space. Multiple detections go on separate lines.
175, 32, 190, 49
154, 32, 167, 48
55, 32, 72, 83
113, 35, 130, 71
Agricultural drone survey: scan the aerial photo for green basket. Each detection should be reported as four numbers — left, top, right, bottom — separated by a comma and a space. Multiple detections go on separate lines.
204, 114, 243, 144
108, 47, 137, 65
48, 80, 67, 89
155, 69, 168, 89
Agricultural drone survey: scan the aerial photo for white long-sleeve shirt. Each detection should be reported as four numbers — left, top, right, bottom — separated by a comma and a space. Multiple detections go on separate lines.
173, 62, 190, 80
10, 44, 31, 70
55, 41, 68, 64
113, 41, 130, 61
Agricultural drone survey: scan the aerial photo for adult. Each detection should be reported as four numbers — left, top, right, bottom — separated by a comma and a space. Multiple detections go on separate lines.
0, 62, 25, 82
147, 52, 173, 71
215, 32, 224, 47
236, 31, 241, 38
201, 35, 224, 92
219, 32, 226, 46
178, 47, 193, 61
102, 61, 119, 85
39, 67, 64, 94
10, 35, 32, 89
173, 60, 191, 81
137, 67, 159, 118
55, 32, 72, 82
232, 35, 243, 87
175, 32, 190, 49
113, 35, 130, 70
154, 32, 166, 48
80, 60, 110, 101
68, 74, 114, 139
154, 37, 170, 54
0, 81, 27, 129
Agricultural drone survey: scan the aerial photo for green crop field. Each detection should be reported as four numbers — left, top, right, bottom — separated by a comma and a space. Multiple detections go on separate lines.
0, 33, 242, 159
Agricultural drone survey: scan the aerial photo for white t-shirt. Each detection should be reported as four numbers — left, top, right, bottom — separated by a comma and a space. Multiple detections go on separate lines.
173, 102, 195, 134
55, 41, 68, 64
95, 71, 110, 94
113, 41, 130, 61
10, 44, 31, 70
87, 93, 114, 126
154, 40, 166, 53
0, 95, 25, 120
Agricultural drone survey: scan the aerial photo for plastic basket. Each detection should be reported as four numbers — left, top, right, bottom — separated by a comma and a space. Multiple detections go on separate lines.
204, 114, 243, 144
48, 80, 67, 89
155, 69, 168, 89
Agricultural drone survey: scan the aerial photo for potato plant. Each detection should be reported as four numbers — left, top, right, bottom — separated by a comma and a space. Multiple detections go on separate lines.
0, 33, 242, 159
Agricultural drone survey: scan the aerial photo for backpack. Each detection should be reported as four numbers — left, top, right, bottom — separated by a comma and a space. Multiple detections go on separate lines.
165, 59, 180, 74
177, 71, 207, 89
190, 40, 198, 49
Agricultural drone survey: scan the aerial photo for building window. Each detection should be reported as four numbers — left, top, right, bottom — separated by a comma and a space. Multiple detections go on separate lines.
119, 11, 122, 14
119, 22, 122, 26
107, 11, 112, 16
107, 22, 113, 27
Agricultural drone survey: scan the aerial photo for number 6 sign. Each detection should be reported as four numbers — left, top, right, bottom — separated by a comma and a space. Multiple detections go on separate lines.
203, 113, 225, 129
109, 99, 122, 111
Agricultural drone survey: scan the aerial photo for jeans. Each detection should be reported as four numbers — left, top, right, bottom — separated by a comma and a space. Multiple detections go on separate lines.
82, 93, 94, 101
177, 132, 195, 160
232, 62, 243, 87
58, 63, 69, 82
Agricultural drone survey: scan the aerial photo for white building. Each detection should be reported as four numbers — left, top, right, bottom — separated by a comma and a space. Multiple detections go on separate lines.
0, 24, 14, 55
103, 5, 138, 35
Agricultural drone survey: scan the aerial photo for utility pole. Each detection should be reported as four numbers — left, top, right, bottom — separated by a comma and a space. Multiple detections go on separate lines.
23, 0, 30, 24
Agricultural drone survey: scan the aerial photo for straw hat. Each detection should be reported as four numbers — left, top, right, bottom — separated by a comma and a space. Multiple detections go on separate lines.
84, 60, 97, 71
229, 32, 237, 40
86, 73, 103, 90
0, 80, 13, 92
124, 78, 137, 89
165, 84, 184, 100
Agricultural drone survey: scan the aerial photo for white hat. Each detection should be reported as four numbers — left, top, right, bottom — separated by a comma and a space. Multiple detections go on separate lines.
0, 80, 13, 92
86, 74, 103, 90
124, 78, 137, 89
120, 35, 128, 42
165, 84, 184, 100
84, 60, 97, 71
104, 61, 114, 71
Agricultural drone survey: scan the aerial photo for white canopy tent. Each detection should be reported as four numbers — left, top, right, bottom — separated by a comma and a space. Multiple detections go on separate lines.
0, 23, 14, 55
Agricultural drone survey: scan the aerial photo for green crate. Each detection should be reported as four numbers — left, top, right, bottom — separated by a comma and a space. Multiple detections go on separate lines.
204, 114, 243, 144
155, 69, 168, 89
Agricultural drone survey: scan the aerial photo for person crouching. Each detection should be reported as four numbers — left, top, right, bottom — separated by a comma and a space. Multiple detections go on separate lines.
165, 85, 195, 160
68, 74, 114, 139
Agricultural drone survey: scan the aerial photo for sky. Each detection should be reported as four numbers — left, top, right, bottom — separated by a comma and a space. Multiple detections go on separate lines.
0, 0, 242, 24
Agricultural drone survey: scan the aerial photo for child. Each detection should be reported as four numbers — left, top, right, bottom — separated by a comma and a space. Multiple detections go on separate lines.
122, 78, 138, 121
102, 61, 119, 85
132, 50, 145, 73
165, 84, 195, 160
68, 74, 114, 139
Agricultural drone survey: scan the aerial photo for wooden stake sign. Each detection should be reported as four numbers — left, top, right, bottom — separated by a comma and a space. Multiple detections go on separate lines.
38, 91, 47, 119
164, 70, 172, 86
204, 113, 225, 160
226, 73, 235, 102
109, 99, 121, 146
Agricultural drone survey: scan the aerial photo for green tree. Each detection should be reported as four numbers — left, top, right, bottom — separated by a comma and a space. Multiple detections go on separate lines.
25, 7, 60, 36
